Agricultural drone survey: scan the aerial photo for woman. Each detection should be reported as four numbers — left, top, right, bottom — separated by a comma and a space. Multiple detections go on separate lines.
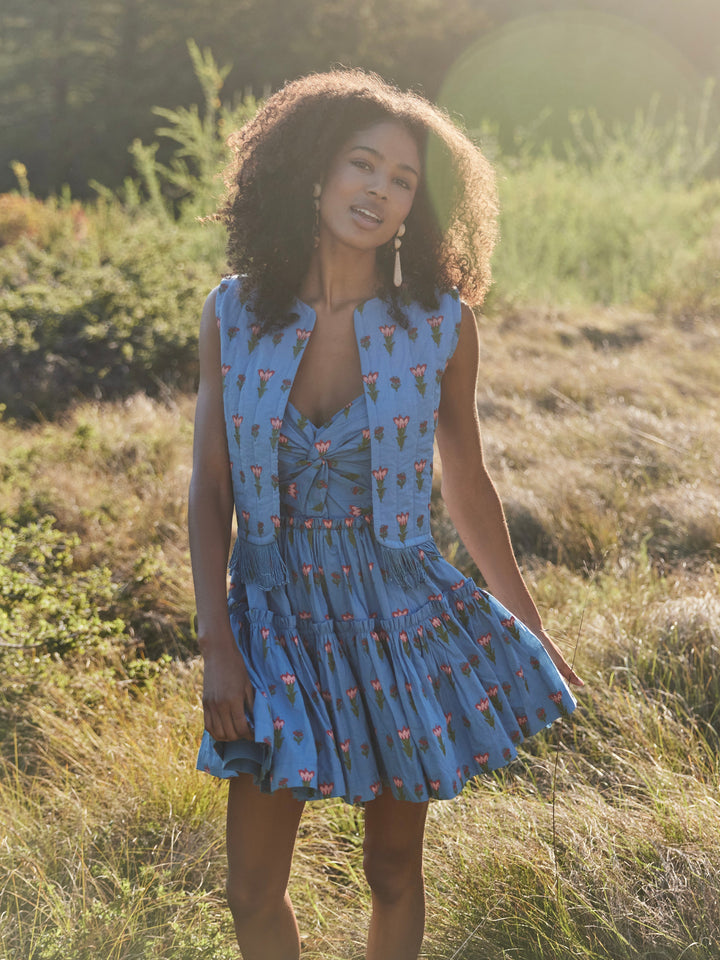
189, 69, 583, 960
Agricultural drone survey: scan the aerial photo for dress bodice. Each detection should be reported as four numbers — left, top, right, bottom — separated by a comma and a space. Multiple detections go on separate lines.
278, 395, 373, 520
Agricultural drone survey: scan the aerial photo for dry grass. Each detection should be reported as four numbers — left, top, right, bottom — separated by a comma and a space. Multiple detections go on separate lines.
1, 301, 720, 958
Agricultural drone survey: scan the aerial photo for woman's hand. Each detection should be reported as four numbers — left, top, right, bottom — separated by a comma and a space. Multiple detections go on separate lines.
535, 628, 584, 688
200, 627, 256, 742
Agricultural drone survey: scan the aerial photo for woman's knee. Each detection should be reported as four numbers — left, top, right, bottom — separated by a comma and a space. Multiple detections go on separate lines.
363, 841, 424, 904
226, 870, 287, 923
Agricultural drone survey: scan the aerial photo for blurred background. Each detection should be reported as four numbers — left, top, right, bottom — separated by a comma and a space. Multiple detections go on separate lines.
1, 0, 718, 196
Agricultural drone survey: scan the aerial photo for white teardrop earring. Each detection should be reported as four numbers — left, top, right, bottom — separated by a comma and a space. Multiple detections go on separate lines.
393, 223, 405, 287
312, 183, 322, 248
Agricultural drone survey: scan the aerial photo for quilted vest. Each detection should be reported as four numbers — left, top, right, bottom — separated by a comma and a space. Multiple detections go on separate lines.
215, 275, 462, 589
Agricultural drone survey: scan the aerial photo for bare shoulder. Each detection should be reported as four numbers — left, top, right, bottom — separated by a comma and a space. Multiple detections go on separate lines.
444, 300, 479, 382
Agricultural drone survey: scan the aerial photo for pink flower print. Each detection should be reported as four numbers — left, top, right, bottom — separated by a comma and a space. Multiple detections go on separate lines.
319, 781, 334, 797
340, 738, 352, 771
392, 608, 409, 617
410, 363, 427, 396
530, 655, 540, 670
392, 775, 407, 799
408, 325, 418, 341
368, 561, 374, 571
322, 518, 333, 529
273, 716, 285, 730
272, 715, 285, 748
362, 371, 379, 402
282, 481, 297, 501
435, 366, 445, 385
240, 509, 250, 532
396, 471, 406, 488
390, 375, 401, 391
516, 714, 529, 733
440, 664, 453, 678
393, 415, 410, 449
537, 706, 547, 722
270, 415, 283, 449
400, 630, 410, 654
415, 783, 425, 799
257, 367, 275, 398
432, 724, 446, 754
298, 768, 315, 784
341, 611, 354, 621
429, 778, 441, 796
326, 728, 335, 739
549, 690, 564, 705
347, 685, 360, 717
361, 426, 371, 441
341, 563, 351, 577
476, 698, 495, 728
427, 314, 444, 345
293, 327, 311, 357
271, 514, 281, 529
221, 363, 232, 379
502, 747, 512, 761
250, 463, 263, 495
231, 414, 243, 450
349, 504, 363, 517
314, 439, 331, 457
374, 426, 385, 444
324, 638, 336, 672
477, 632, 495, 662
281, 672, 297, 705
379, 323, 396, 354
398, 726, 413, 757
370, 677, 385, 710
414, 458, 427, 491
419, 419, 428, 436
474, 752, 490, 769
304, 517, 314, 529
396, 511, 409, 543
359, 334, 371, 350
372, 466, 388, 501
419, 736, 429, 752
370, 781, 381, 796
501, 615, 520, 641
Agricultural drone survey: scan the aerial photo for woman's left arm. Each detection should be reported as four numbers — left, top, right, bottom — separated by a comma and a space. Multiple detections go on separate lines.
436, 303, 584, 687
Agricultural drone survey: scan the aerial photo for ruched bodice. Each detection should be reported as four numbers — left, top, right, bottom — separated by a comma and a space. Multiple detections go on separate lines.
278, 396, 372, 520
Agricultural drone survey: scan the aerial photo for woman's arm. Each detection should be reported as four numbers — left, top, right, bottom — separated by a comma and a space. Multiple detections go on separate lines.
188, 288, 256, 740
436, 303, 583, 687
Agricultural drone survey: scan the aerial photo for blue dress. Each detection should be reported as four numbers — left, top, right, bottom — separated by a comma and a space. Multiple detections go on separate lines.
197, 391, 577, 804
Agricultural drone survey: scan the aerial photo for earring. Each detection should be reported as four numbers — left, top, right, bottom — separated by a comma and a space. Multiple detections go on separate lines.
312, 183, 322, 248
393, 223, 405, 287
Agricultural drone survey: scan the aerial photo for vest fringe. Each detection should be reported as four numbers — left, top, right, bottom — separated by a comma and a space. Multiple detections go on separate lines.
378, 540, 439, 589
229, 537, 288, 589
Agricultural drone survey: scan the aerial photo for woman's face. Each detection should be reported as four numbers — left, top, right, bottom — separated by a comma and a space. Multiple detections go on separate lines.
317, 120, 421, 252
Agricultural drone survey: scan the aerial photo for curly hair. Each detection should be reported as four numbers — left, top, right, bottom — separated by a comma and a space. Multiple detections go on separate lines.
219, 69, 498, 332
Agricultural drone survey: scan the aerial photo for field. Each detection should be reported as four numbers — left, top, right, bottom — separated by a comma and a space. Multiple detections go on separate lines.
1, 78, 720, 959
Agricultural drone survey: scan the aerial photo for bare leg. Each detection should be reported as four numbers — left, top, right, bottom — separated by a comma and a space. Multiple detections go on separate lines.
225, 773, 305, 960
363, 788, 429, 960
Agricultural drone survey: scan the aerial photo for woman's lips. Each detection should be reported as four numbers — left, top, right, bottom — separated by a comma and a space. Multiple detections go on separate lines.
350, 206, 384, 227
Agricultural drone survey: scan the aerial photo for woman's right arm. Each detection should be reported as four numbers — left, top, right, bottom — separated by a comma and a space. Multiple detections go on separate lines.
188, 288, 255, 741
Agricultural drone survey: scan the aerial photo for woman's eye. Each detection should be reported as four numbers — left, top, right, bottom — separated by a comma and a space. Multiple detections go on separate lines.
395, 179, 411, 190
351, 159, 371, 170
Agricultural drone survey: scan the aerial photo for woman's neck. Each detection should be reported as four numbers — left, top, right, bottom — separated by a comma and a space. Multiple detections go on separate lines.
299, 244, 380, 313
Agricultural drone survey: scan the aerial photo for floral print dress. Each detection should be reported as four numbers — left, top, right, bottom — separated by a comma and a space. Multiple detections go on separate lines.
197, 388, 577, 804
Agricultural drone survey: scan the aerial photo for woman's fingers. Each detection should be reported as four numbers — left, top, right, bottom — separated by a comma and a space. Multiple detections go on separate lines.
538, 630, 585, 687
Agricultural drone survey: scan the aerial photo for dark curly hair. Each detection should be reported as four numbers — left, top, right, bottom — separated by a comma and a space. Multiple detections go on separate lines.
219, 69, 498, 332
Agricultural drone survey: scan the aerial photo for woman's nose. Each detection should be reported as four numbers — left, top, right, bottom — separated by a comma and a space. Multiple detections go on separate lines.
367, 178, 388, 199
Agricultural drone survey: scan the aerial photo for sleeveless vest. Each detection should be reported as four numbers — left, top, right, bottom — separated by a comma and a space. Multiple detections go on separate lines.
215, 275, 462, 589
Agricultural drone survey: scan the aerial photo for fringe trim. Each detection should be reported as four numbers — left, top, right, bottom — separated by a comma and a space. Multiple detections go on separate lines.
377, 540, 439, 589
229, 537, 288, 589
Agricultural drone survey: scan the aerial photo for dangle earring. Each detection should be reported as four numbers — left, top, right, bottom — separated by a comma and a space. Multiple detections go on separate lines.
312, 183, 322, 248
393, 223, 406, 287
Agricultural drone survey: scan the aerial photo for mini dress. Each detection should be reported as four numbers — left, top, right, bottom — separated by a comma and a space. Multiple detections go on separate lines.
197, 388, 577, 804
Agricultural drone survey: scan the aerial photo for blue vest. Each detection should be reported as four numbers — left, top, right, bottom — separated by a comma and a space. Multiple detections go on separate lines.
216, 275, 462, 589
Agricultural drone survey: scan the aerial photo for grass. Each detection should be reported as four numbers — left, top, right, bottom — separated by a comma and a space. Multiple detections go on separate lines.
1, 293, 719, 958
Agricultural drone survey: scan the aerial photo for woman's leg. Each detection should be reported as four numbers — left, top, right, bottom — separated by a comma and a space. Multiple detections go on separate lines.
225, 773, 306, 960
363, 788, 429, 960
